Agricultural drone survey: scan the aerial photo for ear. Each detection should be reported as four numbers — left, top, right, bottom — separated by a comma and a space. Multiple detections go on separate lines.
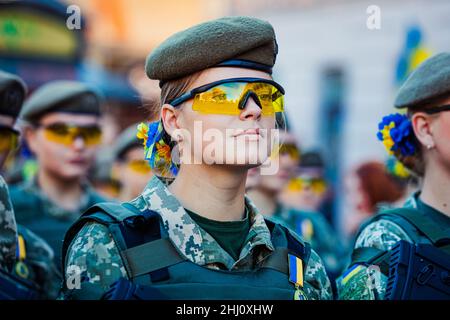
411, 112, 436, 149
161, 103, 181, 139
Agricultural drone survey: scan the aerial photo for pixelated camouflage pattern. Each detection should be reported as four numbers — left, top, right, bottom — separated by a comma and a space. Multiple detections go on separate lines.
336, 192, 426, 300
0, 175, 17, 270
14, 225, 62, 299
64, 176, 333, 300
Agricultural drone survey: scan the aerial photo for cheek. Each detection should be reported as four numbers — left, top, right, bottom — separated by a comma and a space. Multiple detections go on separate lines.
436, 116, 450, 149
34, 136, 66, 163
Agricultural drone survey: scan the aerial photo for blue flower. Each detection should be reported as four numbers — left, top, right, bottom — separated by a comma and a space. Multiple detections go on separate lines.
377, 113, 417, 157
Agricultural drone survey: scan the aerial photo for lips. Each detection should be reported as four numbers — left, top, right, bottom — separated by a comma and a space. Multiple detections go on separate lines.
68, 157, 88, 166
233, 128, 260, 137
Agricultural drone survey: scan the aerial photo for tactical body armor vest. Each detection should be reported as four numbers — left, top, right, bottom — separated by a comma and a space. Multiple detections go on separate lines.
62, 202, 312, 300
350, 208, 450, 300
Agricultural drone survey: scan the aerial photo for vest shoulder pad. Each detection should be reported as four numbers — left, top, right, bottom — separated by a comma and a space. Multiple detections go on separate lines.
357, 207, 423, 244
265, 218, 311, 266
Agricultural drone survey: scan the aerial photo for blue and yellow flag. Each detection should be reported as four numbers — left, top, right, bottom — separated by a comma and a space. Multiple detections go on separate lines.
340, 264, 364, 286
395, 25, 432, 86
288, 254, 304, 288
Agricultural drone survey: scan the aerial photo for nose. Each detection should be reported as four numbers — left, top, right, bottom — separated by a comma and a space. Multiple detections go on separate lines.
239, 92, 262, 121
72, 135, 86, 150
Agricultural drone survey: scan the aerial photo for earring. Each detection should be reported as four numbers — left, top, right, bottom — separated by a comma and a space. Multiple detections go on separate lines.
427, 144, 434, 150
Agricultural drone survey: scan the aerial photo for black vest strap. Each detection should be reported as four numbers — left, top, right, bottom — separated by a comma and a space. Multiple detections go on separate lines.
260, 247, 289, 274
121, 238, 186, 278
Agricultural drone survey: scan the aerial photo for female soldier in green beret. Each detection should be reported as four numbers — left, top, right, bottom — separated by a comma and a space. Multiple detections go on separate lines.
62, 16, 332, 300
337, 52, 450, 300
10, 81, 106, 270
0, 70, 60, 299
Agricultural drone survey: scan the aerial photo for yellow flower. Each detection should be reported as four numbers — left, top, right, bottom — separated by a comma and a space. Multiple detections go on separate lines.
156, 142, 171, 162
380, 121, 396, 154
136, 122, 149, 145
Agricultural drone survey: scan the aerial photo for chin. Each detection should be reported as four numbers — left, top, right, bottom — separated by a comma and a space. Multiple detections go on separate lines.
59, 166, 89, 180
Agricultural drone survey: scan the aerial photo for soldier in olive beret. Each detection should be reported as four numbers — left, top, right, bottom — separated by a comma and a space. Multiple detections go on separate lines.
9, 80, 106, 272
63, 16, 332, 300
0, 70, 61, 299
338, 52, 450, 300
111, 124, 153, 202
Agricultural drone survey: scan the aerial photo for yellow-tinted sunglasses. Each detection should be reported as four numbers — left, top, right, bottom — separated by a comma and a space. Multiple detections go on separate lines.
127, 159, 152, 174
287, 177, 327, 194
279, 143, 300, 161
169, 77, 284, 116
40, 123, 102, 147
0, 126, 19, 152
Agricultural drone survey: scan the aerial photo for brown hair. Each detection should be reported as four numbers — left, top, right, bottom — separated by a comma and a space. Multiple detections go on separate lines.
355, 161, 406, 212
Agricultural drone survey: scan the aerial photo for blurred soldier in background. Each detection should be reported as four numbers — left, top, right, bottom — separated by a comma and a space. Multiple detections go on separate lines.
279, 151, 346, 286
246, 131, 300, 221
10, 81, 106, 269
112, 124, 153, 201
0, 70, 60, 300
89, 151, 120, 200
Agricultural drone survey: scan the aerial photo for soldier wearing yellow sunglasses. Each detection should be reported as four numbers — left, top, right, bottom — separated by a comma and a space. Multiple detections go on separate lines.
112, 125, 153, 201
279, 151, 346, 286
63, 16, 332, 301
9, 81, 106, 269
0, 70, 61, 299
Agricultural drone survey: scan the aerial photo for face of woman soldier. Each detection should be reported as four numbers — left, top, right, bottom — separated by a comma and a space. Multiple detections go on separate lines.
162, 67, 279, 170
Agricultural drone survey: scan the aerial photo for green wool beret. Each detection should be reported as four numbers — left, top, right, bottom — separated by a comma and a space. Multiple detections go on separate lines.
395, 52, 450, 109
146, 16, 278, 84
113, 124, 142, 160
0, 70, 27, 118
20, 80, 102, 122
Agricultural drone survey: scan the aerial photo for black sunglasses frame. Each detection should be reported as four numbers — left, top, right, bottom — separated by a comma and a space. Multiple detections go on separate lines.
423, 104, 450, 115
33, 122, 102, 132
169, 77, 285, 107
0, 125, 19, 136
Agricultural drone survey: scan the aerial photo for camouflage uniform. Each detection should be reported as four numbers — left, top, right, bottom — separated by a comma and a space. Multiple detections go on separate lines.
10, 177, 106, 269
13, 225, 61, 299
336, 193, 437, 300
1, 175, 61, 299
64, 176, 333, 300
0, 175, 17, 271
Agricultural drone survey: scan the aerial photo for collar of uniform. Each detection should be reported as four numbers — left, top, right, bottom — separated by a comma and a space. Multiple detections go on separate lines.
403, 190, 420, 209
23, 175, 93, 219
140, 176, 274, 269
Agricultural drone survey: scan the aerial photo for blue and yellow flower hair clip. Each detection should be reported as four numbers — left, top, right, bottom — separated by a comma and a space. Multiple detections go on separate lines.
377, 113, 417, 157
385, 156, 410, 179
136, 121, 179, 178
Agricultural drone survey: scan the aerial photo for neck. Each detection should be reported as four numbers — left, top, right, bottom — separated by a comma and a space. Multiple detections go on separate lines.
245, 187, 277, 217
168, 165, 247, 221
37, 169, 84, 211
420, 160, 450, 217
